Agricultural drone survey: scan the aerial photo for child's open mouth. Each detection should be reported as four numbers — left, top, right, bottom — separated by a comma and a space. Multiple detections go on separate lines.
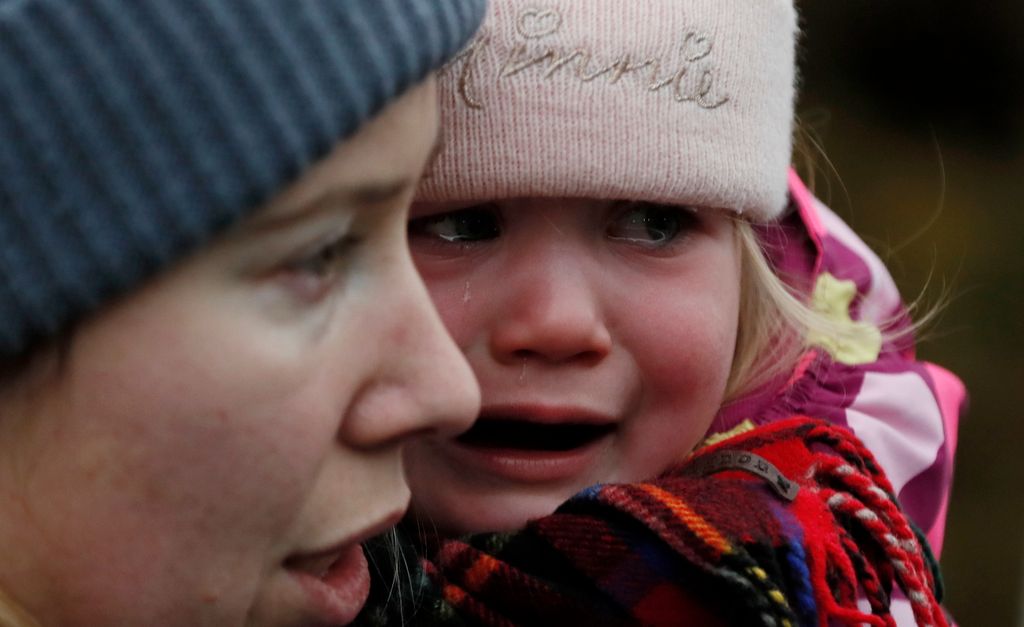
457, 418, 617, 452
442, 405, 619, 484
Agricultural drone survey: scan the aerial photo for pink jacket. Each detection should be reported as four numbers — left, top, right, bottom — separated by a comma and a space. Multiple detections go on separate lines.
708, 171, 965, 624
713, 171, 965, 559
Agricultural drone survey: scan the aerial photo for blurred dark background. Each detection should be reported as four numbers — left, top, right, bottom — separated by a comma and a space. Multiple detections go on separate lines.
797, 2, 1024, 624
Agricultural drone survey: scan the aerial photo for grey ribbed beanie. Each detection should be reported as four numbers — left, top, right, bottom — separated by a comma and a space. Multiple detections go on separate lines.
0, 0, 487, 358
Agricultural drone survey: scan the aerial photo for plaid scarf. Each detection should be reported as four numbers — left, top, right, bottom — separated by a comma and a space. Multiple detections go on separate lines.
357, 417, 947, 626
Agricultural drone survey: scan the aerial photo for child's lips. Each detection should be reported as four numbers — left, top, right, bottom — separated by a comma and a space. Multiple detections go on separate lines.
476, 403, 617, 426
456, 418, 617, 451
447, 404, 617, 483
449, 435, 614, 484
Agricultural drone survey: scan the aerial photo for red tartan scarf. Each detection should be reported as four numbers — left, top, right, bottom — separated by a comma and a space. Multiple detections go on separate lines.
357, 417, 948, 626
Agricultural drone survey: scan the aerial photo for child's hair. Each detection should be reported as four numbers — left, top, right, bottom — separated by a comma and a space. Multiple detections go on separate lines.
726, 215, 931, 403
726, 219, 826, 400
727, 219, 804, 401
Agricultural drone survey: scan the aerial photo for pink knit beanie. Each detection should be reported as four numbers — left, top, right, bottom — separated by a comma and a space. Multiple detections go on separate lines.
418, 0, 799, 221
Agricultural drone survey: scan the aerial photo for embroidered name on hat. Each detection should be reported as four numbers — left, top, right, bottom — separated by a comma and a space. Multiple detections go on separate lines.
685, 450, 800, 501
446, 6, 731, 111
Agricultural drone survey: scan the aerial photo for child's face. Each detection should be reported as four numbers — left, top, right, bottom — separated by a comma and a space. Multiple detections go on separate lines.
404, 198, 741, 535
0, 81, 480, 626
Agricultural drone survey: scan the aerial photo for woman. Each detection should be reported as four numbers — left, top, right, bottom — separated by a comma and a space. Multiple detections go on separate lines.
0, 0, 486, 624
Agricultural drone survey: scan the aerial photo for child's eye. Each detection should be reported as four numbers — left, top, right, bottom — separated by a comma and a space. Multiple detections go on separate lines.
606, 202, 698, 247
408, 206, 501, 244
279, 235, 360, 301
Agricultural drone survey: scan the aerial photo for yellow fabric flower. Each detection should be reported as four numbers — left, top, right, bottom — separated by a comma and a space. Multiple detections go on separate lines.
699, 419, 757, 449
807, 272, 882, 366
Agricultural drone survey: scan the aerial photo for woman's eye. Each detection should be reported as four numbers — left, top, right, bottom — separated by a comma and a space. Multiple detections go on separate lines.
279, 235, 359, 301
606, 202, 697, 247
408, 207, 501, 244
292, 237, 356, 277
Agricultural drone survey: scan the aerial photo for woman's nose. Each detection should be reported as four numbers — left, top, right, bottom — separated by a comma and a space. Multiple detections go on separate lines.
339, 253, 481, 449
488, 256, 612, 366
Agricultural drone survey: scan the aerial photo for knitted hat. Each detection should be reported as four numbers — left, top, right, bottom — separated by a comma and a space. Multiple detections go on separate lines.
0, 0, 487, 358
418, 0, 798, 221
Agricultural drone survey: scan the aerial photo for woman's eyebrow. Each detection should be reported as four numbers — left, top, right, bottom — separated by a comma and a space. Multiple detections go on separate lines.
346, 177, 418, 205
245, 177, 416, 236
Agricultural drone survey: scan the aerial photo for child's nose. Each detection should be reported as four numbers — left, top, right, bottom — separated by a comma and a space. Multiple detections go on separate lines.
488, 260, 612, 366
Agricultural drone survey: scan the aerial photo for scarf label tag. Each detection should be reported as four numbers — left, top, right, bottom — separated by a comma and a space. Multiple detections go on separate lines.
686, 450, 800, 501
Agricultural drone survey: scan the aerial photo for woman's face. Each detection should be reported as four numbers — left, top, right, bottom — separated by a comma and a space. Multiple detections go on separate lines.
0, 81, 480, 626
403, 198, 741, 535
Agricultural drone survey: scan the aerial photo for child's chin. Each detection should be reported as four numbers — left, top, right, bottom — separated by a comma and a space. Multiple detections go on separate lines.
410, 491, 571, 537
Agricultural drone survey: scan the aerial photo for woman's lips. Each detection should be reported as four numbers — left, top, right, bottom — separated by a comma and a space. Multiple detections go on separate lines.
284, 509, 404, 625
286, 544, 370, 626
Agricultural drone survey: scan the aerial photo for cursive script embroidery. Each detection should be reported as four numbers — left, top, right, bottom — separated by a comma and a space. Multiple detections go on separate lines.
444, 7, 731, 111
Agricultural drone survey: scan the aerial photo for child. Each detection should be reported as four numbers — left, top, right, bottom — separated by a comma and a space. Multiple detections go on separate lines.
0, 0, 487, 625
359, 1, 964, 625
